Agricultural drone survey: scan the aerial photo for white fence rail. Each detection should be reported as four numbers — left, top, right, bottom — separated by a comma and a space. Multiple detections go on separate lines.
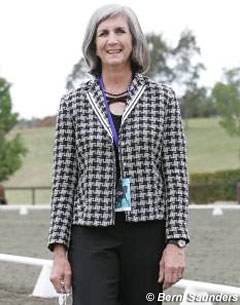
1, 204, 240, 210
1, 205, 240, 303
0, 253, 57, 298
1, 253, 240, 304
1, 203, 240, 215
175, 279, 240, 305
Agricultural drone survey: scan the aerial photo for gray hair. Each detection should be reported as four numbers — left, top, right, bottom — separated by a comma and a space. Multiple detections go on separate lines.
82, 4, 150, 75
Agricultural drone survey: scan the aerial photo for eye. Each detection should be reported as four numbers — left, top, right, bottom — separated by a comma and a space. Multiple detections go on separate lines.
116, 28, 126, 34
97, 30, 108, 37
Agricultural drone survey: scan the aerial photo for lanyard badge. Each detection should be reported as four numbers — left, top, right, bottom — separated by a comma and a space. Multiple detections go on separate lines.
115, 178, 131, 211
99, 76, 132, 212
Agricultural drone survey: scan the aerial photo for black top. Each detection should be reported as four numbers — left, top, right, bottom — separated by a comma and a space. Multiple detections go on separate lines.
106, 90, 128, 187
110, 112, 122, 183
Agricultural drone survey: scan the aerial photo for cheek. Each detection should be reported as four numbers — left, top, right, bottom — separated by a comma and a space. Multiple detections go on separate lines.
127, 40, 133, 53
96, 47, 99, 57
128, 37, 133, 51
95, 40, 102, 56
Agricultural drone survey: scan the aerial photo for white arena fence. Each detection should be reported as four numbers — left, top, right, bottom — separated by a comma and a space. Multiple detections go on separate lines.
1, 203, 240, 215
0, 253, 240, 304
0, 204, 240, 304
0, 253, 57, 298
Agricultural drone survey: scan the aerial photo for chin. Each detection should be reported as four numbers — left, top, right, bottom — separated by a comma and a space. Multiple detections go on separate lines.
104, 60, 130, 69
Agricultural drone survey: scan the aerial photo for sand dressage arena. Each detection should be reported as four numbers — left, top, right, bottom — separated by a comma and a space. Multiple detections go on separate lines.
0, 207, 240, 305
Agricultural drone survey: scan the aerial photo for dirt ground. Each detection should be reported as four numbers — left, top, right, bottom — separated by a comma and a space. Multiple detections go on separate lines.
0, 208, 240, 305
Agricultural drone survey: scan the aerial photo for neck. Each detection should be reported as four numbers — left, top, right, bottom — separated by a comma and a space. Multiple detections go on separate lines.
101, 65, 132, 94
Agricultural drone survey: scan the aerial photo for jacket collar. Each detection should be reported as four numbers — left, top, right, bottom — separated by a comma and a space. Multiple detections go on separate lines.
86, 73, 146, 141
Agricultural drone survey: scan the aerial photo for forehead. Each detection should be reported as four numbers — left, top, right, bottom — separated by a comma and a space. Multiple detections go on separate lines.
97, 14, 129, 31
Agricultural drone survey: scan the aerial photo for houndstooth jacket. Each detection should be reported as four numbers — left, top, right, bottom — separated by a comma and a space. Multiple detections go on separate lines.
48, 73, 190, 251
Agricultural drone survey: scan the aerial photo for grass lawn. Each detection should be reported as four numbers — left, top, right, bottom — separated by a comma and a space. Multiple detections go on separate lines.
186, 117, 239, 173
3, 117, 240, 204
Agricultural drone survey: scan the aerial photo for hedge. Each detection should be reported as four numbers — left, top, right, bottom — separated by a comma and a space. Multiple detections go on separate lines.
189, 169, 240, 204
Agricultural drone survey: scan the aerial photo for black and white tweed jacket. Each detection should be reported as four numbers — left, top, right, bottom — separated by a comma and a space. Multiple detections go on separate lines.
48, 73, 190, 251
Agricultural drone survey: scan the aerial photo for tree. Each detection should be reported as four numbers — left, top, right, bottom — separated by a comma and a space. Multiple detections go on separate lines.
146, 30, 217, 119
146, 30, 204, 87
181, 84, 218, 119
145, 32, 174, 82
66, 58, 90, 90
212, 67, 240, 158
212, 67, 240, 136
0, 77, 27, 183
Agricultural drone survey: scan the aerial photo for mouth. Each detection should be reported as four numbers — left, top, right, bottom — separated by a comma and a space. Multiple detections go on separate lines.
106, 49, 122, 54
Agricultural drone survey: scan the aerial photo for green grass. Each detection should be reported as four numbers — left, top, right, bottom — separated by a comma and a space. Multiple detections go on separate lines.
7, 127, 55, 186
185, 118, 240, 173
4, 127, 54, 204
2, 117, 240, 204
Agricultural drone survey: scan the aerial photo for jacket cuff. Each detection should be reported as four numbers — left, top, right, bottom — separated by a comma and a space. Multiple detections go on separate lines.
47, 236, 70, 252
165, 227, 190, 244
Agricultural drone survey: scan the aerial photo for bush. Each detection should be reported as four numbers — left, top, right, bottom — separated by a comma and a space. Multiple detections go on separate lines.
189, 169, 240, 204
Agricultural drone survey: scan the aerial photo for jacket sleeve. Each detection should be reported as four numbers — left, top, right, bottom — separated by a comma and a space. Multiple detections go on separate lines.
161, 88, 190, 243
47, 95, 78, 251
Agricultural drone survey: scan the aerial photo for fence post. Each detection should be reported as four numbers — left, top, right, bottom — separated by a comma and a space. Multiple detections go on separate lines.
237, 182, 240, 204
0, 184, 7, 205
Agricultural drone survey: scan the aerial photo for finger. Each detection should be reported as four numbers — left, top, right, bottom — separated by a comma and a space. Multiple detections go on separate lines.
171, 270, 179, 285
165, 268, 183, 289
178, 267, 184, 280
173, 266, 184, 283
60, 279, 66, 292
50, 276, 64, 293
57, 278, 66, 293
178, 268, 184, 280
64, 271, 72, 293
158, 260, 165, 283
52, 272, 65, 293
163, 268, 173, 290
158, 271, 164, 284
180, 265, 185, 276
50, 258, 69, 293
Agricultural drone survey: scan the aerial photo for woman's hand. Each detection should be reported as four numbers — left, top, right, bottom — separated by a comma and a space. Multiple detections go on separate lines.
50, 244, 72, 293
158, 244, 185, 290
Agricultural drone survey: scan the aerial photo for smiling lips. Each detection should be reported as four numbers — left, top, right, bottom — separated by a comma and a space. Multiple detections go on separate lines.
107, 49, 122, 54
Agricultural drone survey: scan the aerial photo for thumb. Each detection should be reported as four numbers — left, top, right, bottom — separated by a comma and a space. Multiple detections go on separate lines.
64, 273, 72, 293
158, 259, 165, 283
64, 266, 72, 293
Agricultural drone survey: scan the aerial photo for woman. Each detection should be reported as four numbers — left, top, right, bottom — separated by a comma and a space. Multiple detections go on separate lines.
48, 4, 190, 305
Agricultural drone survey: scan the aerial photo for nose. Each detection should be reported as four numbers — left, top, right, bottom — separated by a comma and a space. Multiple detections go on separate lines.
107, 32, 118, 45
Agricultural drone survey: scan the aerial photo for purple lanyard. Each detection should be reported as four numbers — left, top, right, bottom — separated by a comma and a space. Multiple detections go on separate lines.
99, 76, 119, 148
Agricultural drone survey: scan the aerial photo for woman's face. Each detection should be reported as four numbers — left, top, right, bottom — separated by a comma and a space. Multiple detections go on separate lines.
95, 14, 133, 71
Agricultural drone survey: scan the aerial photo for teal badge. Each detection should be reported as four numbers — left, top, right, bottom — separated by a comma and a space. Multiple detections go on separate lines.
115, 178, 131, 211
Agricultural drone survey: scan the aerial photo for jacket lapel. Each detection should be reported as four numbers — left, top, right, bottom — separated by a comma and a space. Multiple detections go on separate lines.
86, 78, 113, 140
86, 73, 146, 141
121, 73, 146, 126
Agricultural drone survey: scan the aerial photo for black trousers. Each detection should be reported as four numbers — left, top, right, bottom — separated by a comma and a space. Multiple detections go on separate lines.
68, 212, 166, 305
